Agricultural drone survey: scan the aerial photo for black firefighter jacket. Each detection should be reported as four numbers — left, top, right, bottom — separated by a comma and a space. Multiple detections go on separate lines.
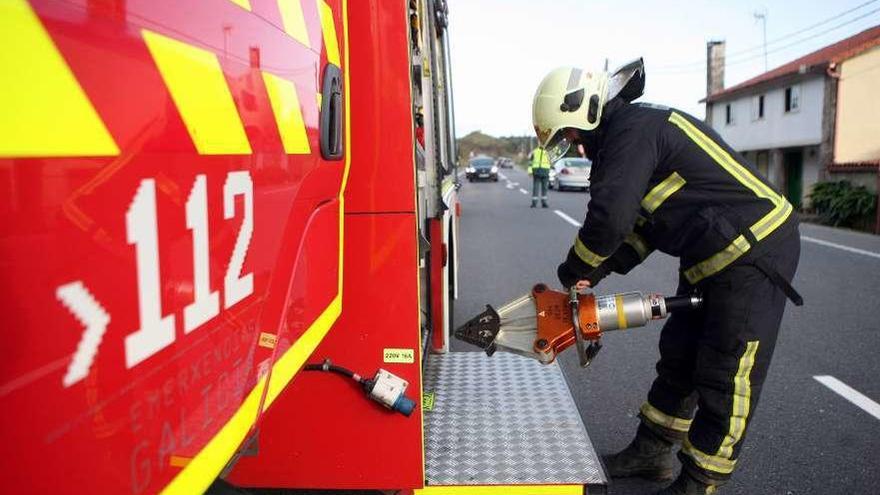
564, 99, 798, 286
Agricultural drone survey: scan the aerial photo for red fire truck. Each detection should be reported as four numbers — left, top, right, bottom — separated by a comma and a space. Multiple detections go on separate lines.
1, 1, 605, 493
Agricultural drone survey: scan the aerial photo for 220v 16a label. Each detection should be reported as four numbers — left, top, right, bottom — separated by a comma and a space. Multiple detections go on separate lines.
383, 348, 415, 363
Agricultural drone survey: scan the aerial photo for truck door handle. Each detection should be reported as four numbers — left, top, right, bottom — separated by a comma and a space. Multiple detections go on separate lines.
319, 63, 344, 160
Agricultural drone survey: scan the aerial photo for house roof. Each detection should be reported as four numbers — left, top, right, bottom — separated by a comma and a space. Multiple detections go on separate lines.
829, 160, 880, 171
703, 24, 880, 103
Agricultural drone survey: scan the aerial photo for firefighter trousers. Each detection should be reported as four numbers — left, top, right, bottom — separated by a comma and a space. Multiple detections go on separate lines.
639, 230, 800, 484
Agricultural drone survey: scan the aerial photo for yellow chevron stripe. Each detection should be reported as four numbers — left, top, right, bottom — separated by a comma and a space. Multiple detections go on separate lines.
228, 0, 252, 10
160, 376, 266, 494
1, 0, 118, 157
262, 71, 311, 154
158, 1, 351, 492
318, 0, 340, 66
142, 30, 251, 155
263, 295, 341, 408
278, 0, 311, 47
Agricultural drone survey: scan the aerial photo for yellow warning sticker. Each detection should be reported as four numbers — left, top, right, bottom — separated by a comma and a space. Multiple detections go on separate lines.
258, 332, 277, 349
422, 392, 435, 412
383, 348, 414, 363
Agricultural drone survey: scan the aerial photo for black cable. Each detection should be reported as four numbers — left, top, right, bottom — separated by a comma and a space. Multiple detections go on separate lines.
302, 358, 416, 417
303, 358, 366, 384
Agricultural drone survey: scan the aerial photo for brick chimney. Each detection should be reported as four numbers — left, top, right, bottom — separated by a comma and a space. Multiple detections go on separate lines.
705, 40, 725, 122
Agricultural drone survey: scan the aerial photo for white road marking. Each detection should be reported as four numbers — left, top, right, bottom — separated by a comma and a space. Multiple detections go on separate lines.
801, 236, 880, 260
499, 173, 508, 180
554, 210, 583, 228
546, 215, 880, 260
506, 184, 514, 189
519, 188, 528, 194
814, 375, 880, 421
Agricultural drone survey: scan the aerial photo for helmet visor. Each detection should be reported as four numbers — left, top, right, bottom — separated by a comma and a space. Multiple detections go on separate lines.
544, 133, 571, 164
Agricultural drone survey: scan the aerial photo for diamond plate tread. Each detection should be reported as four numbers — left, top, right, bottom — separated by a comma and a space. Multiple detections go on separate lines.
423, 352, 607, 486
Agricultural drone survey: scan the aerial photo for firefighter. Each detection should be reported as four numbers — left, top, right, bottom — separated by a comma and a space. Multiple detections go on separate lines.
532, 61, 802, 495
528, 145, 552, 208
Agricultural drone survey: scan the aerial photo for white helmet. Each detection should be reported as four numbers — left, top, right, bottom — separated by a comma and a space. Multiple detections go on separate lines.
532, 59, 645, 163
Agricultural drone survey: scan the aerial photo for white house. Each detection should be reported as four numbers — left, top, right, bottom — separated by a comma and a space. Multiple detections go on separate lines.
702, 25, 880, 210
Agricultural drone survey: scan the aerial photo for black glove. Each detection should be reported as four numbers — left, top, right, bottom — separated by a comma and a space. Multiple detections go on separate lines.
557, 262, 581, 289
557, 261, 611, 289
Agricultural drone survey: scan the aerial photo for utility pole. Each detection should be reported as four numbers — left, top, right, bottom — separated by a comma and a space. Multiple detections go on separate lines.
754, 10, 768, 72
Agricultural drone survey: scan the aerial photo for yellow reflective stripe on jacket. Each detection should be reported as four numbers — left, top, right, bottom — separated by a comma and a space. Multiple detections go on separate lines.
717, 341, 760, 459
624, 232, 651, 260
682, 438, 737, 474
668, 112, 793, 283
640, 402, 692, 433
573, 237, 607, 268
641, 172, 686, 213
684, 235, 751, 284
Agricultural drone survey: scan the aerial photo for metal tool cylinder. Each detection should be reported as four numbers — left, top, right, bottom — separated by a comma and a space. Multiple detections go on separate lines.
593, 292, 667, 332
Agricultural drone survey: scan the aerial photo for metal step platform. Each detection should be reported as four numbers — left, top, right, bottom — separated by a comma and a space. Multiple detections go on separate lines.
421, 352, 607, 493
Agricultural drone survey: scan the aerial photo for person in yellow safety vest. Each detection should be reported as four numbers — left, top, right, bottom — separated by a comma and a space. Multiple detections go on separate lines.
528, 146, 552, 208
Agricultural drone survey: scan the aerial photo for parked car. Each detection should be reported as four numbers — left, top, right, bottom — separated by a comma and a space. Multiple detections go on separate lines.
497, 157, 514, 168
549, 157, 591, 191
466, 156, 499, 182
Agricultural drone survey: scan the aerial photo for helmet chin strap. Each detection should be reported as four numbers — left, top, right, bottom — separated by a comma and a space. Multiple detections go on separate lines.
577, 130, 600, 161
573, 97, 626, 161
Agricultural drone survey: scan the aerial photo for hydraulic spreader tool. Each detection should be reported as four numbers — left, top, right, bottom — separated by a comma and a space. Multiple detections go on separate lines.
456, 284, 702, 367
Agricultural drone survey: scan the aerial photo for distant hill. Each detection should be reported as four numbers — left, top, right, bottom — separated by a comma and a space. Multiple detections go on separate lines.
456, 131, 533, 165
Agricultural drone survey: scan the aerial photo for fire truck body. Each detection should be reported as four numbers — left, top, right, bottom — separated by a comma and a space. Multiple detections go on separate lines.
1, 1, 605, 493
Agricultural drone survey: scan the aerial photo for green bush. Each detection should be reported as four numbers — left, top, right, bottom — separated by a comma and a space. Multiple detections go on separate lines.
809, 180, 877, 228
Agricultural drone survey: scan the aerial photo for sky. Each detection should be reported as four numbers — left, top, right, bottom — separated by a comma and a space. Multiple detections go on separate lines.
447, 0, 880, 138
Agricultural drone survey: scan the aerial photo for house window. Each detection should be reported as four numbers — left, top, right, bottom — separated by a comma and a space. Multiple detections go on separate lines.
784, 86, 800, 113
756, 151, 769, 178
752, 94, 765, 120
725, 103, 733, 125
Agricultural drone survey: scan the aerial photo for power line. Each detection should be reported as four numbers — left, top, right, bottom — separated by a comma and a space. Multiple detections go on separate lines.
653, 6, 880, 75
652, 0, 879, 71
728, 7, 880, 64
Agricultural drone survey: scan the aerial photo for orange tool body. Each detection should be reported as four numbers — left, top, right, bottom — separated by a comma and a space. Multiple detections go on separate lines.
455, 284, 702, 366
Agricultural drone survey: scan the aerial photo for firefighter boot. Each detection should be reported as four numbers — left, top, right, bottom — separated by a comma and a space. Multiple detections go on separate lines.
601, 423, 676, 481
541, 200, 549, 208
653, 469, 720, 495
530, 200, 537, 208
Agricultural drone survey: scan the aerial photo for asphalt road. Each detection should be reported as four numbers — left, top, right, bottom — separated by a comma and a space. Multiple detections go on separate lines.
451, 166, 880, 495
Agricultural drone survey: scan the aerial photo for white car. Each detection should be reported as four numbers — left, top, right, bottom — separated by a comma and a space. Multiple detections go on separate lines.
549, 158, 592, 191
